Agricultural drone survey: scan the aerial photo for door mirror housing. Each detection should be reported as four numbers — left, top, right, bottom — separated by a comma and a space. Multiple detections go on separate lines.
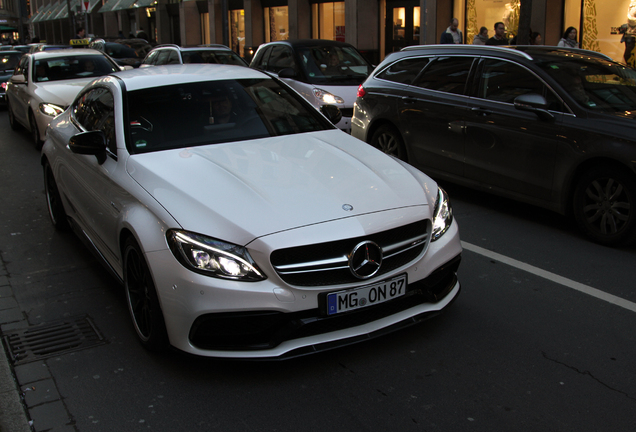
69, 131, 108, 164
278, 67, 297, 79
320, 105, 343, 126
514, 93, 555, 122
10, 74, 26, 84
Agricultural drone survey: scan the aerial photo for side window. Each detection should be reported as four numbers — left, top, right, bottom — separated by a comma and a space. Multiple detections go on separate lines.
15, 56, 29, 78
167, 50, 181, 64
73, 88, 117, 154
144, 50, 159, 65
267, 46, 296, 73
412, 56, 474, 95
376, 57, 430, 85
253, 46, 272, 69
155, 50, 170, 65
478, 59, 563, 111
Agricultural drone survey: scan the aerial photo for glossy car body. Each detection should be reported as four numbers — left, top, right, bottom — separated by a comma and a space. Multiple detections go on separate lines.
1, 51, 22, 105
41, 65, 461, 359
5, 49, 123, 149
89, 38, 153, 68
250, 39, 374, 133
140, 44, 248, 67
352, 45, 636, 246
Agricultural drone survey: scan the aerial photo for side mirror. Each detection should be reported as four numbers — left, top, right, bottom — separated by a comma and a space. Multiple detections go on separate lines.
320, 105, 343, 125
10, 74, 26, 84
278, 67, 297, 79
69, 131, 108, 164
514, 93, 555, 122
120, 65, 134, 71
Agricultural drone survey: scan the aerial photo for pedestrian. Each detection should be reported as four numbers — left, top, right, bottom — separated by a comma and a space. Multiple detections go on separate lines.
440, 18, 463, 44
76, 27, 86, 39
558, 27, 579, 48
473, 26, 489, 45
486, 22, 509, 45
530, 32, 542, 45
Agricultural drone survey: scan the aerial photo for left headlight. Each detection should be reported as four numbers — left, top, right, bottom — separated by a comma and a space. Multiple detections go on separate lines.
167, 230, 266, 281
431, 187, 453, 242
39, 103, 65, 117
313, 88, 344, 104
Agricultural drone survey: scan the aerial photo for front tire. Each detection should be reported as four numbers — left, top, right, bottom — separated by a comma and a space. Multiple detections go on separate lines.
43, 161, 70, 231
370, 124, 407, 161
124, 237, 170, 351
30, 112, 43, 150
573, 165, 636, 246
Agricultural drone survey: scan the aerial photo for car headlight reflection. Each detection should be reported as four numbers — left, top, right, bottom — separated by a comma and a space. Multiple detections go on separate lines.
313, 88, 344, 104
39, 103, 65, 117
167, 230, 266, 281
431, 187, 453, 241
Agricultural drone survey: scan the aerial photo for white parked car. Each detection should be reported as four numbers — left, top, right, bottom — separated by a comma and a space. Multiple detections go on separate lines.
250, 40, 374, 133
6, 49, 124, 149
42, 65, 462, 359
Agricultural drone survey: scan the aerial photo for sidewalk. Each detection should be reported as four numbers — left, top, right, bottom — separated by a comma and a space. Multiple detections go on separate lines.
0, 261, 33, 432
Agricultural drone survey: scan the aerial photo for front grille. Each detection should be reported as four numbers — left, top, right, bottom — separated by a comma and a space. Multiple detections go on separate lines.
271, 220, 431, 286
188, 255, 460, 352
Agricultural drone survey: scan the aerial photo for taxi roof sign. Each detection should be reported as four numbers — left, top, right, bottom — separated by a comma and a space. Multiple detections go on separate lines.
70, 38, 91, 47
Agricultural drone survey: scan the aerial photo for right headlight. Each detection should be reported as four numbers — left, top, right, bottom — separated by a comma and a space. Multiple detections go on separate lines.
431, 187, 453, 241
167, 230, 266, 281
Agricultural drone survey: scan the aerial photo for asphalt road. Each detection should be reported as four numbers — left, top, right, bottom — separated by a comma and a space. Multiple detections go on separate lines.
1, 109, 635, 432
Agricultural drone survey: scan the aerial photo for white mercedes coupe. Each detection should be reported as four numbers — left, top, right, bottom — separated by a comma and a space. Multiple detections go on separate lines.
42, 65, 462, 359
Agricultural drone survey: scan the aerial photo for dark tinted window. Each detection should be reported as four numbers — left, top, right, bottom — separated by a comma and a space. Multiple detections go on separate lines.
376, 57, 430, 85
477, 59, 562, 110
73, 88, 116, 153
155, 50, 171, 65
0, 52, 22, 72
32, 55, 119, 82
267, 46, 296, 73
181, 50, 246, 66
413, 56, 474, 95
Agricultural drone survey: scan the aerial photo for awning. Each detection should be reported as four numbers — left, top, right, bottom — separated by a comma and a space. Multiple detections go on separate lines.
31, 3, 55, 23
47, 2, 69, 21
0, 25, 17, 31
111, 0, 138, 11
52, 0, 76, 20
99, 0, 123, 13
28, 10, 43, 24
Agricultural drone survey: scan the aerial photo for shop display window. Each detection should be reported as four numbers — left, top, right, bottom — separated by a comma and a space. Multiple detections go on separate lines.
312, 2, 345, 41
230, 9, 245, 57
264, 6, 289, 42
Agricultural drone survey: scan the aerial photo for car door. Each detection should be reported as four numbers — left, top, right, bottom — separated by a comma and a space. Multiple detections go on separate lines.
463, 57, 567, 200
9, 55, 31, 126
60, 87, 126, 267
400, 56, 475, 179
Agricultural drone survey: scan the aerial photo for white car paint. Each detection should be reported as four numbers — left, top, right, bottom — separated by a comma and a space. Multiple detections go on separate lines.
42, 65, 462, 359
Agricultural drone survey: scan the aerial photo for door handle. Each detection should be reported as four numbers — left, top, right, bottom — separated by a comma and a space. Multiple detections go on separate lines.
401, 96, 417, 104
471, 107, 493, 116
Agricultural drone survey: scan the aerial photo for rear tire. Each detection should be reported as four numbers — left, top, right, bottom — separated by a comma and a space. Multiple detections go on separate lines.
572, 165, 636, 246
123, 237, 170, 352
43, 161, 70, 231
370, 124, 408, 162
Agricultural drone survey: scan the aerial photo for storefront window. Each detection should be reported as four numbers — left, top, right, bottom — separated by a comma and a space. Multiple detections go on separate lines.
264, 6, 289, 42
393, 7, 405, 41
230, 10, 245, 56
414, 7, 420, 43
465, 0, 520, 44
311, 2, 345, 41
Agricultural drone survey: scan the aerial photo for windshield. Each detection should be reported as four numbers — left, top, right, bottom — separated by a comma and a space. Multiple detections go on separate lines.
536, 56, 636, 114
1, 52, 21, 72
126, 78, 334, 154
182, 50, 247, 66
33, 55, 119, 82
296, 45, 373, 85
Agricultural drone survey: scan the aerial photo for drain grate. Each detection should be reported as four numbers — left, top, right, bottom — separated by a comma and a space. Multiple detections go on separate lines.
3, 315, 107, 365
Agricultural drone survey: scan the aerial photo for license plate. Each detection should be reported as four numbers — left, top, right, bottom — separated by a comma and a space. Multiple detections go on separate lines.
327, 274, 407, 315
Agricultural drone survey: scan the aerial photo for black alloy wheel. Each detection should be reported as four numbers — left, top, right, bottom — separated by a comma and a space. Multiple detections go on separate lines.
7, 99, 20, 131
43, 161, 70, 231
370, 124, 408, 161
124, 237, 169, 351
573, 165, 636, 246
30, 112, 43, 150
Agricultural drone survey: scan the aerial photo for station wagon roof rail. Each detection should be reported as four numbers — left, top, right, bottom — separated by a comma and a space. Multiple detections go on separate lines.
401, 44, 533, 61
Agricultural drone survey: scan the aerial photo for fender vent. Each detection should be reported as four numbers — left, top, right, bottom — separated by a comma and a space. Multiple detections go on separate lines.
2, 315, 106, 365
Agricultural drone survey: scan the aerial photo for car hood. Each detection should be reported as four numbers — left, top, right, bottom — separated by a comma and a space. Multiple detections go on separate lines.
33, 79, 93, 106
126, 130, 431, 244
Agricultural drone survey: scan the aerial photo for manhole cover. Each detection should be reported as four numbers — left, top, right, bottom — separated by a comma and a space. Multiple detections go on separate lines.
2, 315, 107, 365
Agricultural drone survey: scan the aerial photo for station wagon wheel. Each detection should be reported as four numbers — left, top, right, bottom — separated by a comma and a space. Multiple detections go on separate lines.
7, 99, 21, 131
370, 124, 407, 162
124, 237, 169, 351
29, 112, 43, 150
573, 166, 636, 246
43, 161, 70, 231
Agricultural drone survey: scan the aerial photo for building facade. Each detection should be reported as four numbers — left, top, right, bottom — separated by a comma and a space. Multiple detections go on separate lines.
14, 0, 636, 66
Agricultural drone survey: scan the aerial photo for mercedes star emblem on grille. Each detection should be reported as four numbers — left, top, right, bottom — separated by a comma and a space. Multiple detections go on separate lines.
342, 204, 353, 211
349, 241, 383, 279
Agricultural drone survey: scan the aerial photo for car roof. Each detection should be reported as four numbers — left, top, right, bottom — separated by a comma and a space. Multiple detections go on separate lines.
260, 39, 357, 49
110, 64, 269, 91
150, 44, 233, 51
30, 49, 108, 59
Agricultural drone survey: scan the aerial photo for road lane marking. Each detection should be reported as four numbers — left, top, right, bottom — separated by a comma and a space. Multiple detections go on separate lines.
461, 241, 636, 313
